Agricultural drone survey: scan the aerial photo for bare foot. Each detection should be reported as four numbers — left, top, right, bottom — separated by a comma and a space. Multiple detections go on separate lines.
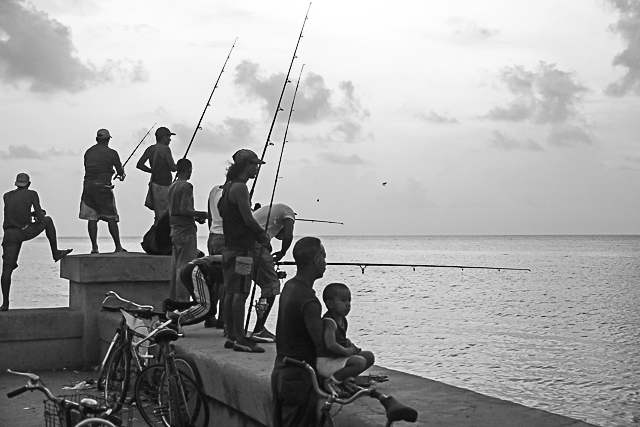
114, 248, 128, 253
54, 249, 73, 262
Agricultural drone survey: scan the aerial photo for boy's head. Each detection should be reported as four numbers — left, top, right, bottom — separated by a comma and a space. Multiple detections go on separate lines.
322, 282, 351, 317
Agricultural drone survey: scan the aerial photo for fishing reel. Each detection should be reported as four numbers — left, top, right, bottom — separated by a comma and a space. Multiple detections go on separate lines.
277, 270, 287, 279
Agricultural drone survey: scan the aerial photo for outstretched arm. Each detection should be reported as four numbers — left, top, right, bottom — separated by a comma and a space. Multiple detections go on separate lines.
273, 218, 294, 262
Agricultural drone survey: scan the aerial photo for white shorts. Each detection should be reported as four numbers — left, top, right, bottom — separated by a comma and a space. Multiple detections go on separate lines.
316, 357, 350, 378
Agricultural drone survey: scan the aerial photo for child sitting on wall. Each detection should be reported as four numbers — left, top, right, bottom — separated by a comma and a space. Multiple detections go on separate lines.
317, 282, 375, 393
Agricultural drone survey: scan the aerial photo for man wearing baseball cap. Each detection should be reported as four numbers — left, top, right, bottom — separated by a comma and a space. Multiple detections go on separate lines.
218, 149, 269, 353
79, 128, 126, 254
137, 126, 178, 223
2, 173, 72, 310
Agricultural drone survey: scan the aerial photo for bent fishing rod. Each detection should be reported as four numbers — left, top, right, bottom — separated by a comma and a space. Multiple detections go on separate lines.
182, 38, 237, 159
276, 261, 531, 274
296, 218, 343, 225
245, 65, 306, 333
249, 3, 311, 198
121, 123, 156, 168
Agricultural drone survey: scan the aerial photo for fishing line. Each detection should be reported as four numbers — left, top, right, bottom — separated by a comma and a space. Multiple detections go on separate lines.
249, 3, 312, 198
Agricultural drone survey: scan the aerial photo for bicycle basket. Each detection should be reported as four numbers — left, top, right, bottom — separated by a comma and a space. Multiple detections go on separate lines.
44, 394, 135, 427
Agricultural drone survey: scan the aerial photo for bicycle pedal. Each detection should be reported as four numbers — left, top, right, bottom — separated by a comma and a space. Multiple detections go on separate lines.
153, 405, 170, 416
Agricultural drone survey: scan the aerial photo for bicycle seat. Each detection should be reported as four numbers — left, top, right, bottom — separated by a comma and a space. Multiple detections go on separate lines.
154, 328, 180, 343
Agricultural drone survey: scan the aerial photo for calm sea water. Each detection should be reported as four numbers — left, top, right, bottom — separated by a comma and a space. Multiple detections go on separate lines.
4, 235, 639, 427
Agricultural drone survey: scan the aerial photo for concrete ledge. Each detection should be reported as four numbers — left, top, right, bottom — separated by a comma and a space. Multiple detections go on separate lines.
97, 312, 597, 427
0, 308, 84, 371
60, 252, 171, 283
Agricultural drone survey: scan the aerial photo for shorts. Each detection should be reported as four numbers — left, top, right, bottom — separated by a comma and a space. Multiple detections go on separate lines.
79, 183, 119, 222
316, 356, 350, 378
252, 243, 281, 297
222, 249, 253, 294
2, 223, 46, 271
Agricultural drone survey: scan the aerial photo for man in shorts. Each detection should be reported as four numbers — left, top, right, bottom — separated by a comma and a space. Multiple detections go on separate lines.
271, 236, 327, 427
249, 203, 296, 343
79, 128, 126, 254
2, 173, 72, 310
218, 149, 270, 353
136, 126, 177, 223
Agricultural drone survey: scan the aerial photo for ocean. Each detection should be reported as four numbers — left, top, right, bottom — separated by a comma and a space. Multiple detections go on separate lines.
3, 234, 639, 427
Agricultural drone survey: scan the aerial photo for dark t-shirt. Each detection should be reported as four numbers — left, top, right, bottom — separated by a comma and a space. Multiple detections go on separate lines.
168, 180, 196, 236
3, 189, 38, 230
218, 180, 256, 251
83, 143, 122, 184
275, 277, 322, 364
317, 311, 349, 358
143, 144, 174, 186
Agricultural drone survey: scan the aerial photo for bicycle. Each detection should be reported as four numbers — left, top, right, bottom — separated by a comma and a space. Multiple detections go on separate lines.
283, 358, 418, 427
6, 369, 133, 427
99, 291, 196, 406
133, 312, 210, 427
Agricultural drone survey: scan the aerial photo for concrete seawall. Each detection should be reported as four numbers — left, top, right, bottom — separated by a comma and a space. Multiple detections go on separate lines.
0, 253, 598, 427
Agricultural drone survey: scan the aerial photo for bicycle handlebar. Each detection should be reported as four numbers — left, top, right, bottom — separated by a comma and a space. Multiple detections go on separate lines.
102, 291, 155, 310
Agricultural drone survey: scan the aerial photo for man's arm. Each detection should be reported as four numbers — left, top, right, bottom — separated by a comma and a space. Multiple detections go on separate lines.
136, 146, 152, 173
302, 301, 325, 353
113, 152, 125, 178
323, 318, 355, 357
272, 218, 294, 262
178, 185, 207, 220
30, 191, 46, 223
164, 146, 178, 172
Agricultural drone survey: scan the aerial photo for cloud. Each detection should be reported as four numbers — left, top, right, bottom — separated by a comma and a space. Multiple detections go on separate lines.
0, 144, 79, 159
0, 0, 148, 93
483, 62, 588, 124
317, 152, 369, 165
233, 60, 370, 143
170, 117, 255, 154
416, 110, 459, 124
488, 131, 543, 151
547, 125, 593, 147
605, 0, 640, 96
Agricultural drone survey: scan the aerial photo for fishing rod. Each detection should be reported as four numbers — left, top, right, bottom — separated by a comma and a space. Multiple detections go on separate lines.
276, 261, 531, 274
249, 3, 311, 198
182, 38, 237, 159
121, 123, 156, 168
245, 65, 306, 334
296, 218, 344, 225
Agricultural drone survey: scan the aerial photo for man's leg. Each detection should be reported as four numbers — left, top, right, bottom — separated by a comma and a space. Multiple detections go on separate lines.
88, 220, 99, 253
1, 241, 21, 311
174, 234, 196, 302
106, 219, 125, 252
42, 217, 72, 261
232, 292, 249, 343
223, 292, 235, 340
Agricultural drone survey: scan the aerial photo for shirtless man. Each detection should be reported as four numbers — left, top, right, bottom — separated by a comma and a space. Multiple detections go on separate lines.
1, 173, 72, 310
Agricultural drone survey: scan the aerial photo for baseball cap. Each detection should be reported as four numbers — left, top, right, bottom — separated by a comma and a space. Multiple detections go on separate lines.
155, 127, 176, 137
232, 149, 265, 164
96, 129, 111, 138
15, 173, 30, 187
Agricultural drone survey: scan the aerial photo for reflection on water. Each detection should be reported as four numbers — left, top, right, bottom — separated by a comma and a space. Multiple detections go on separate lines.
7, 235, 640, 427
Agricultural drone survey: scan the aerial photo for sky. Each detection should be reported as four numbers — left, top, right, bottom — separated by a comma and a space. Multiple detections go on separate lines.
0, 0, 639, 238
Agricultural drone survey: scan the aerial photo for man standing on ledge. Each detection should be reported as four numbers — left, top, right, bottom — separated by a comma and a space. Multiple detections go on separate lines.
218, 149, 270, 353
250, 202, 296, 343
271, 236, 327, 426
1, 173, 72, 311
168, 158, 207, 301
79, 129, 126, 254
136, 126, 177, 223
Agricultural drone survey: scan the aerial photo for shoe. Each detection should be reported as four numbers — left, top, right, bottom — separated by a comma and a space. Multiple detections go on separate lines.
215, 319, 225, 329
251, 328, 276, 343
204, 318, 216, 328
0, 305, 8, 312
224, 339, 235, 349
54, 249, 73, 262
233, 340, 265, 353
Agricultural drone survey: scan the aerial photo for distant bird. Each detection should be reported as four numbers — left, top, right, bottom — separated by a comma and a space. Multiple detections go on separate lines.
317, 199, 320, 202
382, 182, 387, 186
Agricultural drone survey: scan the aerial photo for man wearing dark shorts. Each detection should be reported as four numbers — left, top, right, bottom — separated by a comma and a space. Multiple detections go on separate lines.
218, 149, 270, 353
136, 126, 177, 223
79, 128, 126, 254
1, 173, 72, 311
271, 237, 327, 427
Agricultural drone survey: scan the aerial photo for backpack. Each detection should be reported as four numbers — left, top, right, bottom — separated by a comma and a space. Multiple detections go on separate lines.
140, 211, 172, 255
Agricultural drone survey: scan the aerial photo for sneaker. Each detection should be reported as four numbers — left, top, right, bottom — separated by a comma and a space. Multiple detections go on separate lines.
251, 328, 276, 343
204, 318, 216, 328
233, 340, 265, 353
224, 339, 235, 349
215, 319, 225, 329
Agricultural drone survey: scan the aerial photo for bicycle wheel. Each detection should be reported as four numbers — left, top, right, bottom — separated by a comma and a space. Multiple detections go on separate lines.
103, 341, 131, 404
135, 364, 209, 427
97, 330, 122, 391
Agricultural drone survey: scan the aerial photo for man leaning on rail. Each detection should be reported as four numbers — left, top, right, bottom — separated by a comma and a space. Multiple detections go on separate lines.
1, 173, 72, 311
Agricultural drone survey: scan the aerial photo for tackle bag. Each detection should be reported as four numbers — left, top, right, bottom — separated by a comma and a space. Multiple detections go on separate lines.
140, 211, 171, 255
